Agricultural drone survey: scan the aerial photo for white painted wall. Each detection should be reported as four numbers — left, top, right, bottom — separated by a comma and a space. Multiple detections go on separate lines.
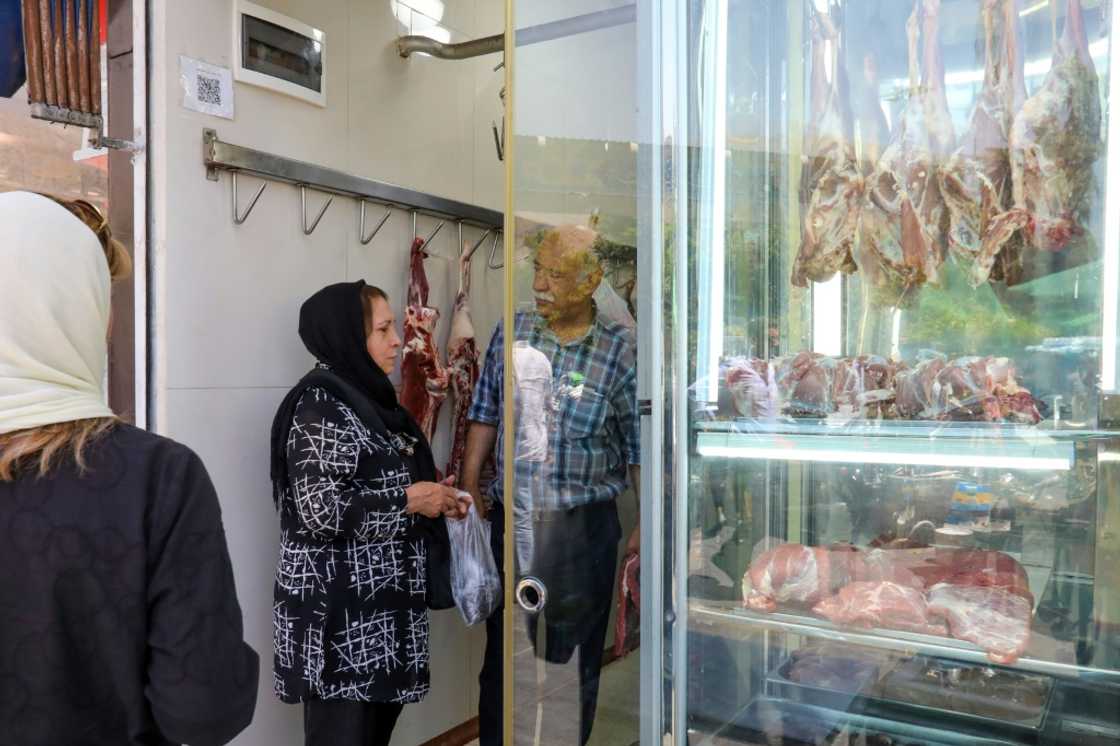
149, 1, 505, 743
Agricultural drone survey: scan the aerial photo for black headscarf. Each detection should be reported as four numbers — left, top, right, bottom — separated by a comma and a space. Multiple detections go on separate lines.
269, 280, 435, 506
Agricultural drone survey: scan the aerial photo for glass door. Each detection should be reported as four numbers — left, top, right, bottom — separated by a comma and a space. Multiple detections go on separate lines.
500, 2, 649, 744
656, 0, 1120, 745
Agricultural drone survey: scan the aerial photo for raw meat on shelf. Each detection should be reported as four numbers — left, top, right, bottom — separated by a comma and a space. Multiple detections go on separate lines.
775, 352, 837, 417
981, 0, 1101, 282
725, 357, 779, 420
928, 583, 1032, 664
744, 543, 835, 612
791, 7, 862, 288
858, 0, 954, 306
812, 581, 950, 636
893, 354, 947, 419
723, 351, 1040, 424
832, 355, 898, 415
938, 0, 1026, 287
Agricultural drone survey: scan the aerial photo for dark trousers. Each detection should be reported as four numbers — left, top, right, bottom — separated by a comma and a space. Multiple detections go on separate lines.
304, 700, 404, 746
479, 501, 620, 746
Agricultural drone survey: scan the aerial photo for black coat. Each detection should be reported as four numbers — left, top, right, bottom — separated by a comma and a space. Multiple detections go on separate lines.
272, 384, 435, 704
0, 424, 258, 746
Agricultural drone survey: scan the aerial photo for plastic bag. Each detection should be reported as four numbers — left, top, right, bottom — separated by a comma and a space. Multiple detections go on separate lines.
446, 501, 502, 626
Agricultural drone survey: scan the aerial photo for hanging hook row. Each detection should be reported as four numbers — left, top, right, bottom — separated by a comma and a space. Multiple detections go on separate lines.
225, 174, 499, 261
231, 172, 268, 225
300, 186, 334, 236
359, 200, 393, 245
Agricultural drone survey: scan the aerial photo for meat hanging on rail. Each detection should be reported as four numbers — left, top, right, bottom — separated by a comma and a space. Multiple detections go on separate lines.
980, 0, 1101, 280
938, 0, 1026, 287
400, 236, 451, 444
445, 241, 493, 481
791, 6, 863, 288
856, 0, 954, 306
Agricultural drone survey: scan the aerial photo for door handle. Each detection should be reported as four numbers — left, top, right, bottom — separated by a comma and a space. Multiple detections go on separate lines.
515, 576, 547, 613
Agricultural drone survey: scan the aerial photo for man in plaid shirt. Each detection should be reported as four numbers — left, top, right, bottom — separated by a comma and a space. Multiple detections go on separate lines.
461, 224, 640, 746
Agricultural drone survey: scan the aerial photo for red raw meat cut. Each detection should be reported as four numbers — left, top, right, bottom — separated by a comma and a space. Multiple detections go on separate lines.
928, 583, 1032, 664
813, 581, 949, 636
893, 355, 946, 419
775, 352, 836, 417
883, 547, 1033, 602
725, 358, 778, 420
400, 237, 451, 443
744, 544, 833, 612
445, 241, 494, 483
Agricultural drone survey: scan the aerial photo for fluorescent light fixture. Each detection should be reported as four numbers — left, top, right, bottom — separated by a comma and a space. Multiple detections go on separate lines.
695, 0, 729, 403
1102, 6, 1120, 391
813, 275, 843, 357
696, 443, 1071, 471
1020, 0, 1048, 17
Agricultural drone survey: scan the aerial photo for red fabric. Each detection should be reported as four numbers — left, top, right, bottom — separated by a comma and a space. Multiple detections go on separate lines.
613, 552, 640, 659
400, 238, 450, 444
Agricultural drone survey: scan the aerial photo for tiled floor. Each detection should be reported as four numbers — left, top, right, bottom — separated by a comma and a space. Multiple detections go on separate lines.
460, 630, 641, 745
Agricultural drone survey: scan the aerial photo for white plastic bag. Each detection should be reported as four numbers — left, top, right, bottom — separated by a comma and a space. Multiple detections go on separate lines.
446, 501, 502, 626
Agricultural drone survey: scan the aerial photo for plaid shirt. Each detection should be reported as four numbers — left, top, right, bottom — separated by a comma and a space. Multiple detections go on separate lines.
469, 311, 640, 509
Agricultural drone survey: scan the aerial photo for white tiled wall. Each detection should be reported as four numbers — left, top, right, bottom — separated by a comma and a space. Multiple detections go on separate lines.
150, 1, 502, 743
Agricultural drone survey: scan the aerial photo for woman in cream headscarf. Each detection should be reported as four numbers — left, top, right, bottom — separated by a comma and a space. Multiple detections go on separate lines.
0, 191, 259, 746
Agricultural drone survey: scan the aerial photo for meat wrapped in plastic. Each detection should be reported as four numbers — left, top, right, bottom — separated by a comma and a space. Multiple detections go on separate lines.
928, 583, 1032, 664
725, 357, 778, 421
813, 581, 950, 636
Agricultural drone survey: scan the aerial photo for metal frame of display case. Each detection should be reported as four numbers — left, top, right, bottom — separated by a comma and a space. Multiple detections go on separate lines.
643, 1, 1120, 744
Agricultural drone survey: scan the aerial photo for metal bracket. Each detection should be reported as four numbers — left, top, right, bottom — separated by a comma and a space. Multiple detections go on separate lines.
232, 172, 268, 225
487, 231, 504, 270
300, 186, 334, 236
91, 130, 142, 153
359, 200, 393, 245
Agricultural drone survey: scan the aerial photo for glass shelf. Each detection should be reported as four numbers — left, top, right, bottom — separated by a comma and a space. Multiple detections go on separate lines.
689, 602, 1120, 686
693, 420, 1096, 471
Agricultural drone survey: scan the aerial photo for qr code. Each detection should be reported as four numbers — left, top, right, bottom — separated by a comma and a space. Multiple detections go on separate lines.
197, 75, 222, 106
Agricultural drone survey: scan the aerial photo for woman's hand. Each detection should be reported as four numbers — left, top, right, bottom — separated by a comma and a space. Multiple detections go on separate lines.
405, 477, 472, 519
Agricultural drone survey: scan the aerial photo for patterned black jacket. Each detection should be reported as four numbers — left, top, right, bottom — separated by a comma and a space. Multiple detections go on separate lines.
273, 386, 431, 704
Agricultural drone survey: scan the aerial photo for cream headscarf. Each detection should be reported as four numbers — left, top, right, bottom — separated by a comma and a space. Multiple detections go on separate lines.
0, 191, 115, 435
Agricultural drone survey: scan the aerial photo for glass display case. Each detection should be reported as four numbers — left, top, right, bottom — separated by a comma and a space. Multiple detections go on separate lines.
655, 0, 1120, 744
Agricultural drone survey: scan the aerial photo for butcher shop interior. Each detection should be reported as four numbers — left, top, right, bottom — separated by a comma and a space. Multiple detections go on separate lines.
4, 0, 1120, 744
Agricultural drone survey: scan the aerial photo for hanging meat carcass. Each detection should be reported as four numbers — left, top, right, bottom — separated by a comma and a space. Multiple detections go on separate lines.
856, 51, 891, 177
981, 0, 1101, 282
939, 0, 1026, 287
858, 0, 954, 306
401, 237, 451, 443
791, 7, 862, 288
446, 242, 493, 482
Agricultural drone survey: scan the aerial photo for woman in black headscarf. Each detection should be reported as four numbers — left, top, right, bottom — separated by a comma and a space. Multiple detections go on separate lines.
270, 281, 468, 746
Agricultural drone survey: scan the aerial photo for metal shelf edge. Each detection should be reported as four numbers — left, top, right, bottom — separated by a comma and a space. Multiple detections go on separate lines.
202, 128, 504, 228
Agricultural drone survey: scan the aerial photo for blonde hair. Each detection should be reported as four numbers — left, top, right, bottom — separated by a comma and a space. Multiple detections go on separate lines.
0, 195, 131, 482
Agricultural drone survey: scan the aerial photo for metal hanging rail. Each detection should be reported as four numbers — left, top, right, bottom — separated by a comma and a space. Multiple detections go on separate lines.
396, 4, 637, 60
203, 128, 503, 230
